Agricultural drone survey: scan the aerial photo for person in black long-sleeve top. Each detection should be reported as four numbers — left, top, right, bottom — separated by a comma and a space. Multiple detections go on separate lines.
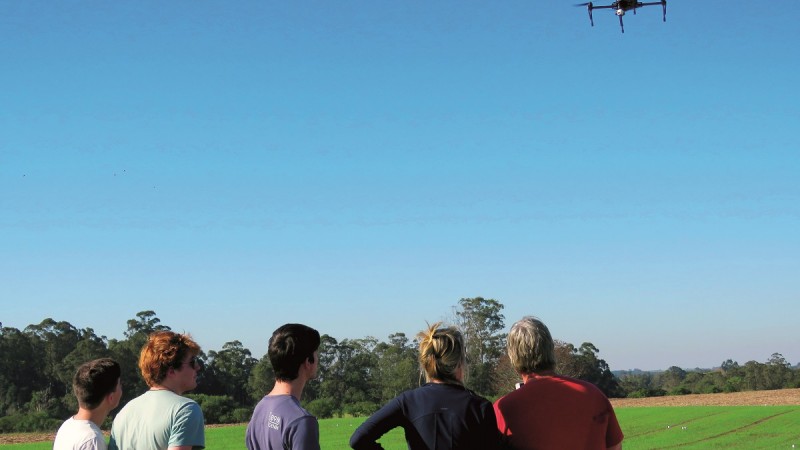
350, 322, 501, 450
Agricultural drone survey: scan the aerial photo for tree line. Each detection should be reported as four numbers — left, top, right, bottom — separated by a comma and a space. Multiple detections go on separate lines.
2, 298, 798, 432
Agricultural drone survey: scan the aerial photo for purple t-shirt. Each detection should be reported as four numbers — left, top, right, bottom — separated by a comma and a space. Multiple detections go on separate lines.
246, 395, 320, 450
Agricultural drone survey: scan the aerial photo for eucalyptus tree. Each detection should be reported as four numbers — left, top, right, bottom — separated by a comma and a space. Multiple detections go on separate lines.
205, 340, 257, 405
454, 297, 506, 396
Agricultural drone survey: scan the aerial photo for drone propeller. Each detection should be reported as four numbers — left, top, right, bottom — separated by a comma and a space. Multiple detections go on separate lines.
575, 2, 595, 26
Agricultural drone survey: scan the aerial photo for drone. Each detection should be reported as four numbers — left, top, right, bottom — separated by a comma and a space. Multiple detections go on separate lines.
576, 0, 667, 33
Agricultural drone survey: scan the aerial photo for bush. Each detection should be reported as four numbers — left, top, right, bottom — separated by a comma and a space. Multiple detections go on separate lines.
222, 407, 253, 424
186, 394, 237, 424
0, 412, 63, 433
305, 397, 337, 419
343, 401, 379, 417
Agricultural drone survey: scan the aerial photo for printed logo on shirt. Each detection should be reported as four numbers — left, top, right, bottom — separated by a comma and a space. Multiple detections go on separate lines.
268, 412, 281, 430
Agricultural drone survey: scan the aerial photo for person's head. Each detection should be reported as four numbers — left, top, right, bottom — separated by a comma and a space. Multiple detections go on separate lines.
73, 358, 122, 411
269, 323, 321, 382
417, 322, 466, 384
139, 331, 202, 388
507, 316, 556, 374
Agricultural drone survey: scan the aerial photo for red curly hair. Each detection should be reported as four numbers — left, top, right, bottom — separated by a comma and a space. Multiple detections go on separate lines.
138, 331, 201, 387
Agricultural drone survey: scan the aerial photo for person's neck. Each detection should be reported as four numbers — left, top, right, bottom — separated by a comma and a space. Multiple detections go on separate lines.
269, 378, 306, 400
73, 406, 108, 428
521, 370, 556, 383
429, 378, 463, 386
150, 381, 182, 395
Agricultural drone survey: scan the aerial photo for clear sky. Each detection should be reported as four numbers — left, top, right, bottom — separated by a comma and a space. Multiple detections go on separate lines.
1, 0, 798, 371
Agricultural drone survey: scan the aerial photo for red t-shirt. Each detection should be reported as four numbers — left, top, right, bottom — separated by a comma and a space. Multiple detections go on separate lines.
493, 375, 623, 450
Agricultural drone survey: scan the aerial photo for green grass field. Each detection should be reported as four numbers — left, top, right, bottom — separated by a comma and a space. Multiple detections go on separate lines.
2, 406, 798, 449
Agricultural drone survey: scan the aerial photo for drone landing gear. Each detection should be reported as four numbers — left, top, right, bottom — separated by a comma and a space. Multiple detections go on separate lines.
616, 8, 625, 33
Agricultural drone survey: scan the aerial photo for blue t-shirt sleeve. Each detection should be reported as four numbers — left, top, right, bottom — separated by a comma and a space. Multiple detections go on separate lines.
286, 415, 320, 450
349, 398, 404, 450
169, 401, 206, 448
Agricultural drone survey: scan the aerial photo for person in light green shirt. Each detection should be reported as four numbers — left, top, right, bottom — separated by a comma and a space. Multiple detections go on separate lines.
109, 331, 205, 450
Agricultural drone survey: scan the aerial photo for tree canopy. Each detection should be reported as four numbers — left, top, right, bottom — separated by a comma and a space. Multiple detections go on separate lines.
1, 305, 797, 432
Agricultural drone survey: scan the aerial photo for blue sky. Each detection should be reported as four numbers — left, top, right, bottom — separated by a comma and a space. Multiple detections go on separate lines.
1, 0, 798, 371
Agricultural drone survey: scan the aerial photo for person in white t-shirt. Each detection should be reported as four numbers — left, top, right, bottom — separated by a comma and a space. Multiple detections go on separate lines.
54, 358, 123, 450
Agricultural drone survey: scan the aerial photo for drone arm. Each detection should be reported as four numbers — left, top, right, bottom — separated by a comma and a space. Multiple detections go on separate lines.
639, 0, 667, 20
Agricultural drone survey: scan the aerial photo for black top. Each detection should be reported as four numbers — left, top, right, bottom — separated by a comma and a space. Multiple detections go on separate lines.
349, 383, 501, 450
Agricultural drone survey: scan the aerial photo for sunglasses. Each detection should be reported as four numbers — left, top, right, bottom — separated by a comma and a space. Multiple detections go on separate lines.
182, 356, 203, 370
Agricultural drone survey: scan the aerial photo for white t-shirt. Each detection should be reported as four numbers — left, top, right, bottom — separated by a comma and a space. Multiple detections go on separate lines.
53, 417, 106, 450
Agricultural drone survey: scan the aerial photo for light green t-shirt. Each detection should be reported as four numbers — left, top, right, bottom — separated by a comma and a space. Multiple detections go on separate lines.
109, 390, 205, 450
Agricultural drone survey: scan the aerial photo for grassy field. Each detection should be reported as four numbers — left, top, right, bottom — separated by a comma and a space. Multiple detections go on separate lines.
2, 406, 799, 449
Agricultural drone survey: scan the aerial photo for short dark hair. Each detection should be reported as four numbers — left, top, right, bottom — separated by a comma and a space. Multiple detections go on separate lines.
73, 358, 121, 410
269, 324, 321, 382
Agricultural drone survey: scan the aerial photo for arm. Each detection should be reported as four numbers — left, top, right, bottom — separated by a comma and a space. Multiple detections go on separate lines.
607, 443, 622, 450
349, 399, 405, 450
168, 402, 205, 449
286, 416, 321, 450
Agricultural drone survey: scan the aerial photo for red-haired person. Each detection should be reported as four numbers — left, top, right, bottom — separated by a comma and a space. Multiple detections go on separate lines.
109, 331, 205, 450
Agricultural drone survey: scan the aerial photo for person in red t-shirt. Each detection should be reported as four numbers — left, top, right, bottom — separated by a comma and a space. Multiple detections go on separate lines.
494, 317, 624, 450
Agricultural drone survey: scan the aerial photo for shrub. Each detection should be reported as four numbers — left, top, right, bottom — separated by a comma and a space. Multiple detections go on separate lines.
305, 397, 337, 419
0, 412, 63, 433
186, 394, 237, 424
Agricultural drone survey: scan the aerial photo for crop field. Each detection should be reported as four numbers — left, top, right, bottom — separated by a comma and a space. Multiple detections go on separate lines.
2, 389, 799, 449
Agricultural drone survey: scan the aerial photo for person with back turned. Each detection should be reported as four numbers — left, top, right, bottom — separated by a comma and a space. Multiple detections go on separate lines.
350, 322, 500, 450
246, 323, 322, 450
109, 331, 205, 450
494, 316, 623, 450
54, 358, 122, 450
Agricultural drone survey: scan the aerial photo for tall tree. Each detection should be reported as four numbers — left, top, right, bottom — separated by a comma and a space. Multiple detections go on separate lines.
0, 326, 46, 415
247, 354, 275, 403
205, 340, 257, 405
374, 333, 419, 403
559, 342, 623, 398
23, 319, 83, 417
454, 297, 506, 396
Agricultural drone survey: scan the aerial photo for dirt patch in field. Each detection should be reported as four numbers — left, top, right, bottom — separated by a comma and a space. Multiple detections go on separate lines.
611, 388, 800, 407
0, 432, 55, 445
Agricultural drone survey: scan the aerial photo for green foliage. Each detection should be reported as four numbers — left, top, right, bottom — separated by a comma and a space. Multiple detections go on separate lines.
0, 412, 62, 433
3, 308, 799, 434
185, 394, 243, 424
342, 401, 379, 417
203, 340, 257, 405
558, 341, 623, 398
246, 355, 275, 402
454, 297, 506, 397
620, 354, 799, 398
306, 397, 337, 419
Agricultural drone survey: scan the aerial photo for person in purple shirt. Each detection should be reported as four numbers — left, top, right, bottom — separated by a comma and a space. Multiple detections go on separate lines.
246, 323, 321, 450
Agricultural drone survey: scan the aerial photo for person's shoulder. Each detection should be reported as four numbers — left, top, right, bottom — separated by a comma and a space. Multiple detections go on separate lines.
461, 386, 492, 405
555, 375, 604, 391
